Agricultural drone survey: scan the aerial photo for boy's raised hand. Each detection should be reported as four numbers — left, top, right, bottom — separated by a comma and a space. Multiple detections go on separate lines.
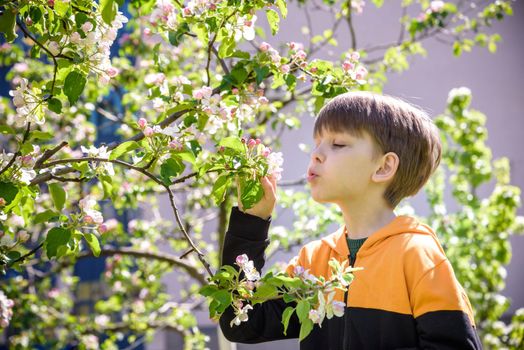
236, 175, 277, 221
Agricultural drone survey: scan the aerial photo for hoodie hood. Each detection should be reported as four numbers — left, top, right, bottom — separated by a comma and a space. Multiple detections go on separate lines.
321, 215, 442, 258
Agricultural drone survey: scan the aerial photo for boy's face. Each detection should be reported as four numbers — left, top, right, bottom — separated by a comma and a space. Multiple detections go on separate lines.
307, 129, 383, 205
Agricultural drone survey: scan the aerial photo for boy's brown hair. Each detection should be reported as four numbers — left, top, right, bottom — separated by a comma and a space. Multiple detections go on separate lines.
313, 91, 442, 208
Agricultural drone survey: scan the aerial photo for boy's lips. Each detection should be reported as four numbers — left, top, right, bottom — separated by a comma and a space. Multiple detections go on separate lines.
307, 170, 319, 182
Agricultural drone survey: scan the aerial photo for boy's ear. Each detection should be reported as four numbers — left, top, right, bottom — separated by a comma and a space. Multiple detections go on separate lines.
372, 152, 399, 183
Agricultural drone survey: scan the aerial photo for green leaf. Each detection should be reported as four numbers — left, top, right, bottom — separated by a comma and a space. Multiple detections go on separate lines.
219, 136, 245, 153
282, 306, 295, 335
212, 289, 232, 313
48, 183, 67, 211
371, 0, 384, 7
276, 0, 288, 18
84, 232, 101, 257
296, 300, 310, 323
299, 319, 314, 341
55, 0, 70, 17
212, 174, 232, 205
34, 209, 60, 224
63, 71, 87, 105
160, 157, 185, 185
109, 141, 140, 160
0, 182, 18, 205
30, 130, 54, 141
199, 284, 219, 297
0, 125, 15, 135
230, 65, 249, 84
240, 179, 264, 210
47, 98, 62, 114
45, 227, 72, 259
266, 9, 280, 35
255, 66, 270, 85
218, 35, 236, 58
101, 0, 117, 25
0, 8, 18, 42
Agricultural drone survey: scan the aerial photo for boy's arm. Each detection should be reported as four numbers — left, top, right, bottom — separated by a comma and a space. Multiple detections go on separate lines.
411, 259, 483, 349
219, 207, 300, 343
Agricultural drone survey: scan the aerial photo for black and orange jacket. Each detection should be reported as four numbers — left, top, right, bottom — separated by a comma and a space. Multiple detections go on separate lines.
219, 207, 482, 349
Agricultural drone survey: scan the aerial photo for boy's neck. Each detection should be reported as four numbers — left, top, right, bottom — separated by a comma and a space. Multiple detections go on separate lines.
338, 199, 397, 240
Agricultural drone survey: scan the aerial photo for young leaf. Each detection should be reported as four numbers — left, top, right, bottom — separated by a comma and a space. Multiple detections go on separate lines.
45, 227, 72, 259
109, 141, 140, 160
219, 136, 245, 153
48, 183, 67, 211
299, 319, 314, 341
101, 0, 117, 24
84, 232, 101, 257
212, 174, 232, 205
63, 71, 87, 105
0, 8, 18, 42
266, 9, 280, 35
281, 306, 295, 335
160, 157, 185, 185
296, 300, 310, 323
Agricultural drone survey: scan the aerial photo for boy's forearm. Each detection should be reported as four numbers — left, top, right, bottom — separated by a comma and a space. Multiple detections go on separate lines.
221, 206, 272, 270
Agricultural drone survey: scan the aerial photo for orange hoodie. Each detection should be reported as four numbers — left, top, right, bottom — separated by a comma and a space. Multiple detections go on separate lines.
286, 215, 476, 326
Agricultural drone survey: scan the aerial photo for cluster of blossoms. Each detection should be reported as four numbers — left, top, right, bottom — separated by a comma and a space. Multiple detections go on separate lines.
226, 14, 257, 42
78, 195, 110, 234
192, 86, 239, 135
8, 78, 44, 127
259, 41, 289, 73
351, 0, 366, 15
137, 118, 185, 150
239, 137, 284, 181
229, 254, 261, 326
308, 290, 346, 325
417, 1, 446, 22
0, 148, 38, 185
150, 0, 178, 30
80, 145, 115, 176
66, 12, 128, 83
0, 291, 14, 328
341, 51, 368, 84
182, 0, 222, 17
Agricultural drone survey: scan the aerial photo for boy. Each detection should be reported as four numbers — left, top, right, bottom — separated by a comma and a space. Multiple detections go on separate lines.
219, 92, 482, 349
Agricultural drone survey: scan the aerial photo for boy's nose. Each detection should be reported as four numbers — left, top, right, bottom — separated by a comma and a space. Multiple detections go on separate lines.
310, 147, 325, 163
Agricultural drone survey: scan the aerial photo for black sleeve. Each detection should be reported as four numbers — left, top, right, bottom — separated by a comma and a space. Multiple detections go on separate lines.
219, 207, 300, 343
416, 311, 482, 349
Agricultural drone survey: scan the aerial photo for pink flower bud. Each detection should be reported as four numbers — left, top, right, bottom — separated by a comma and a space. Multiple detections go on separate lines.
258, 96, 269, 105
0, 197, 5, 206
106, 66, 119, 78
143, 27, 151, 36
259, 42, 271, 52
310, 67, 318, 73
232, 88, 239, 95
342, 61, 354, 72
218, 146, 225, 153
47, 0, 55, 7
247, 83, 255, 92
209, 3, 217, 10
84, 215, 94, 224
248, 139, 257, 148
98, 223, 108, 234
262, 147, 271, 157
138, 118, 147, 129
25, 17, 33, 26
144, 126, 154, 137
256, 89, 264, 97
280, 64, 290, 74
235, 254, 249, 267
183, 7, 193, 16
241, 138, 246, 144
